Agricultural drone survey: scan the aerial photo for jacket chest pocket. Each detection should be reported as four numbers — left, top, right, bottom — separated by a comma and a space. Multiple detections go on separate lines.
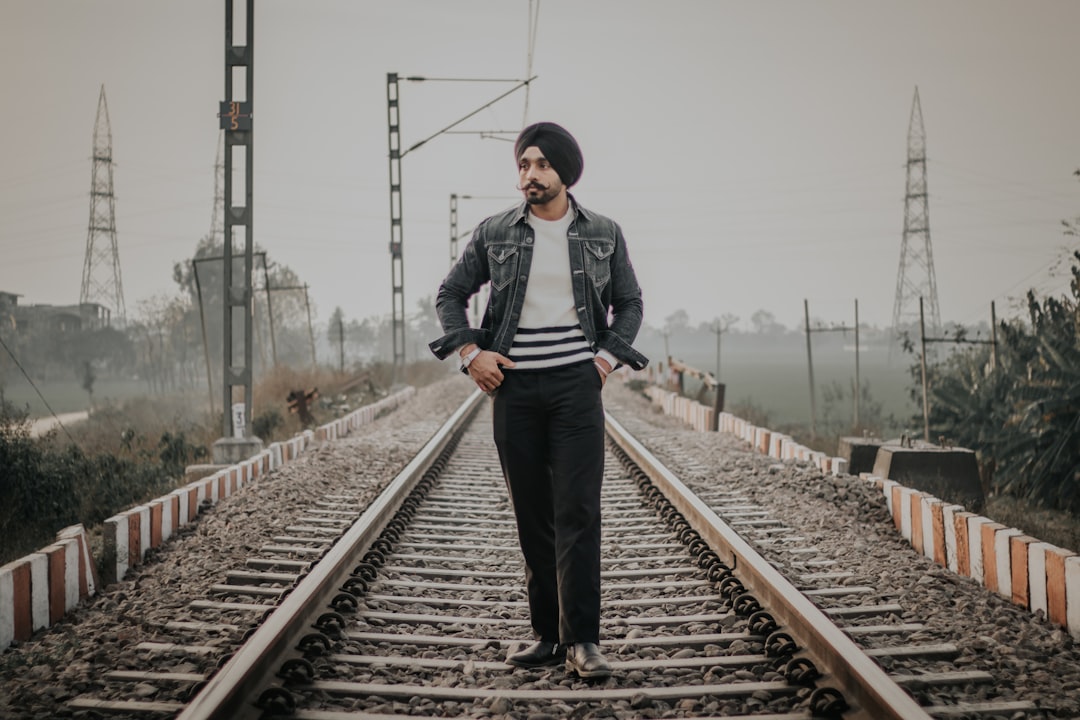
488, 244, 519, 292
583, 240, 613, 291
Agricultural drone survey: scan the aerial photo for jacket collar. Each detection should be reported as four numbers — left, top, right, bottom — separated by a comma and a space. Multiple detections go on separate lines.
507, 192, 592, 227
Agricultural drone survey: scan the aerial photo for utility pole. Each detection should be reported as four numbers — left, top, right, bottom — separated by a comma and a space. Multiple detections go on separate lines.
213, 0, 261, 463
386, 73, 406, 373
892, 87, 941, 358
338, 313, 345, 373
210, 130, 224, 246
449, 193, 460, 268
710, 314, 737, 382
854, 298, 861, 430
386, 73, 535, 375
919, 298, 931, 442
917, 298, 999, 442
804, 300, 817, 439
804, 299, 861, 438
81, 85, 127, 325
450, 194, 515, 328
303, 284, 316, 370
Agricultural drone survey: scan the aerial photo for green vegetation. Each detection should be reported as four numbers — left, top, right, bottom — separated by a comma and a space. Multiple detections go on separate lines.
0, 397, 207, 564
0, 360, 450, 567
914, 251, 1080, 515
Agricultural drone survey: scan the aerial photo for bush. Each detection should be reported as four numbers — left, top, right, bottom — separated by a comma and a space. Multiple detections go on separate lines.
0, 397, 208, 565
914, 251, 1080, 514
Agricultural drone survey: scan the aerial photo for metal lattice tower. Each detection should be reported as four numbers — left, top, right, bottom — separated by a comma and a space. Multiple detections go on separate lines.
891, 86, 941, 339
219, 0, 256, 442
387, 73, 406, 369
80, 85, 126, 323
209, 130, 224, 244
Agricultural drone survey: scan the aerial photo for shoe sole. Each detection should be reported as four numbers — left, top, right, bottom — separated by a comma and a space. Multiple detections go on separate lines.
506, 654, 566, 669
566, 659, 612, 679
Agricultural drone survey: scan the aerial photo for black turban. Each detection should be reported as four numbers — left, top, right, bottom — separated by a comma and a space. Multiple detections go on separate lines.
514, 122, 584, 188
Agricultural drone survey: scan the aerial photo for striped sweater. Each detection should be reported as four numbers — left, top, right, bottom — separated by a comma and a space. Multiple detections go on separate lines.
508, 207, 592, 371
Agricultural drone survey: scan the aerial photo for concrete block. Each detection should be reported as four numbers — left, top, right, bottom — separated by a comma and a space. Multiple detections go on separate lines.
890, 484, 904, 531
1010, 535, 1038, 608
103, 515, 127, 584
980, 521, 1008, 594
1047, 546, 1076, 628
211, 436, 264, 465
0, 564, 13, 651
967, 515, 992, 583
899, 487, 916, 541
29, 553, 48, 633
174, 489, 190, 527
1066, 555, 1080, 640
1, 559, 33, 643
909, 490, 925, 549
43, 540, 78, 624
183, 463, 227, 484
993, 527, 1022, 598
837, 436, 883, 476
872, 444, 985, 512
922, 497, 943, 562
940, 505, 965, 572
149, 501, 163, 548
1028, 542, 1051, 616
57, 524, 97, 599
832, 458, 848, 476
134, 506, 150, 563
880, 480, 898, 516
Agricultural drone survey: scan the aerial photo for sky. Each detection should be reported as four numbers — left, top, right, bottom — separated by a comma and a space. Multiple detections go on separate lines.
2, 0, 1079, 339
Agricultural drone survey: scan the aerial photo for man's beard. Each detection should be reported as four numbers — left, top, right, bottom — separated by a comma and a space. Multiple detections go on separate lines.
524, 183, 559, 205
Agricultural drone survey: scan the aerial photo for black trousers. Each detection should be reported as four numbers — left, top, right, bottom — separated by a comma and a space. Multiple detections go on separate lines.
492, 361, 605, 644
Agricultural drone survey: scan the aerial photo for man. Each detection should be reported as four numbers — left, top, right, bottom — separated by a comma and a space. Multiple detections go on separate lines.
429, 122, 647, 680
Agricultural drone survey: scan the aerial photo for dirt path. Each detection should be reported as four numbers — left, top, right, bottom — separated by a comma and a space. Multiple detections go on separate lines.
29, 410, 89, 438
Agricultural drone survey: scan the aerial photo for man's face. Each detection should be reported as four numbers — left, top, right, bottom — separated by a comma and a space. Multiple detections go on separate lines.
518, 146, 564, 206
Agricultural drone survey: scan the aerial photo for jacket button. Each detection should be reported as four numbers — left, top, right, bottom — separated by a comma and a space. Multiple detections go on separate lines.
520, 275, 527, 281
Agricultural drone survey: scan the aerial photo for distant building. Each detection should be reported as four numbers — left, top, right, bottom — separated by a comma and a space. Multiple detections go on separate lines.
0, 291, 20, 333
0, 291, 111, 335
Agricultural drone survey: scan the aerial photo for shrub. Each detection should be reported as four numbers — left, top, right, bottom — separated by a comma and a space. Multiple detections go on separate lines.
915, 251, 1080, 514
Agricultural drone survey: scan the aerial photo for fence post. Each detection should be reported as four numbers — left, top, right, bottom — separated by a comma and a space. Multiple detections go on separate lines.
711, 383, 725, 431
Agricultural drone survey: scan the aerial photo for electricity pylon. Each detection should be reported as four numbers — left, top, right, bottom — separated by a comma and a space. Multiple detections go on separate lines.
891, 86, 941, 349
80, 85, 126, 324
209, 130, 224, 245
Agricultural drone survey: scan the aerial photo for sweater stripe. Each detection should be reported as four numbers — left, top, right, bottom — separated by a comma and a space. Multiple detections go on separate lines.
509, 324, 592, 370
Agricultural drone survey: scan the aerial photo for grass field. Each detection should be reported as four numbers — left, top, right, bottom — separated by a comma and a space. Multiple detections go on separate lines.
662, 348, 919, 443
0, 376, 153, 419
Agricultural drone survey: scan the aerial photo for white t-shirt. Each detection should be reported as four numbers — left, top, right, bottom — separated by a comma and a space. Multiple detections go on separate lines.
508, 206, 593, 370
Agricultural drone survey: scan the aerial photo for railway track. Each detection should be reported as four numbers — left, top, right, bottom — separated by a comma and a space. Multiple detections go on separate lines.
64, 387, 1044, 719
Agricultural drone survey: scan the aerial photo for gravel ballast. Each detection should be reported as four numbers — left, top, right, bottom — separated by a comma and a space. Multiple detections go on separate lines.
1, 377, 1078, 719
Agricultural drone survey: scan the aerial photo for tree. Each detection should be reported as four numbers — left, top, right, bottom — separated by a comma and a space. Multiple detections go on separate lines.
664, 309, 690, 333
173, 235, 312, 372
750, 309, 785, 335
80, 360, 96, 409
410, 296, 442, 356
328, 306, 346, 372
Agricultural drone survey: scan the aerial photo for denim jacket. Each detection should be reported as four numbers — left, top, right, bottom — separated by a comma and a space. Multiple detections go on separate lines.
429, 196, 649, 371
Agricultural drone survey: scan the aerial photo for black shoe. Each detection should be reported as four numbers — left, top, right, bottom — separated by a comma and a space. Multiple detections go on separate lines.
506, 640, 566, 668
565, 642, 612, 679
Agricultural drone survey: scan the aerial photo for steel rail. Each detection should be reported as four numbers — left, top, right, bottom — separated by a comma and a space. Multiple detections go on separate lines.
176, 389, 485, 720
603, 412, 934, 720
